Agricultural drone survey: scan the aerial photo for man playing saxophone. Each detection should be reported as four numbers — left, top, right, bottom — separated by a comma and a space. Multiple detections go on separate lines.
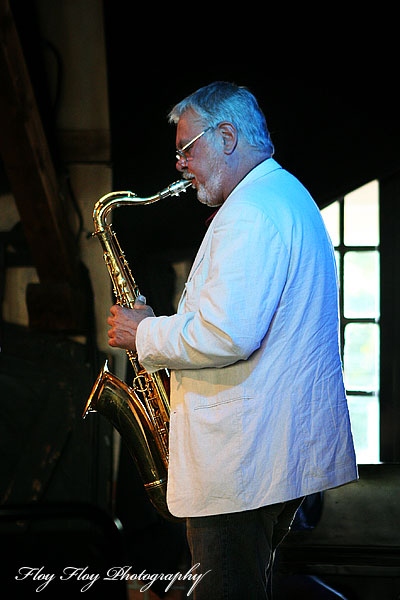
107, 81, 358, 600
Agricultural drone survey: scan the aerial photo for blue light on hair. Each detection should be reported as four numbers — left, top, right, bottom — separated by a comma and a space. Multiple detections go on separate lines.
169, 81, 274, 156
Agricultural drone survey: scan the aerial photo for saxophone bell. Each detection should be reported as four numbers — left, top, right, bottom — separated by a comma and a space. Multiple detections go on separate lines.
84, 361, 179, 522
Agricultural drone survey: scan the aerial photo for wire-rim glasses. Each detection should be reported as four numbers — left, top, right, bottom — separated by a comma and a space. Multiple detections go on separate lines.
175, 126, 212, 162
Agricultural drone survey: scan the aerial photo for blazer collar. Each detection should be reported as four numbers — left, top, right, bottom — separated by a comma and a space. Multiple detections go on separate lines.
227, 157, 282, 200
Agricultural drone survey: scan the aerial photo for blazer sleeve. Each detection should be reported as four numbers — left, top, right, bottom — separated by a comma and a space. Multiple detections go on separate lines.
136, 201, 290, 372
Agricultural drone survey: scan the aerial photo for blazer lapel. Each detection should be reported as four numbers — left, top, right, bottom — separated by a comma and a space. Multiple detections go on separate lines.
176, 219, 215, 313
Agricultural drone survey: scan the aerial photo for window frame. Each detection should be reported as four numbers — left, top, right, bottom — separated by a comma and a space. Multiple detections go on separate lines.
322, 185, 381, 463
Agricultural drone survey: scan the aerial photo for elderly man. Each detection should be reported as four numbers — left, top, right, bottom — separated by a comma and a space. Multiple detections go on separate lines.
107, 82, 358, 599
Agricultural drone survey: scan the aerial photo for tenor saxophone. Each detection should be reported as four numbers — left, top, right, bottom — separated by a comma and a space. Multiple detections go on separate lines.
83, 179, 192, 521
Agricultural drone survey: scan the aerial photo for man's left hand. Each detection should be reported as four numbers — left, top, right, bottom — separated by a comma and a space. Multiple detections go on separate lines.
107, 295, 155, 352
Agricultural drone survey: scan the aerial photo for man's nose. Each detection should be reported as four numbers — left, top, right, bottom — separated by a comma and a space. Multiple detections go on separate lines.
176, 156, 187, 172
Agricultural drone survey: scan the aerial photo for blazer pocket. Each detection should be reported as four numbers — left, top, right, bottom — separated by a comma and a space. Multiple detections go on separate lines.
194, 395, 251, 410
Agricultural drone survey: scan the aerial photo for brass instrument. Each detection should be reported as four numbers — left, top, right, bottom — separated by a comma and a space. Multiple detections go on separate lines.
83, 179, 192, 521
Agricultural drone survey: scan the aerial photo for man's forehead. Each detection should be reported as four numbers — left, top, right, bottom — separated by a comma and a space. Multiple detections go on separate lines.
176, 109, 203, 143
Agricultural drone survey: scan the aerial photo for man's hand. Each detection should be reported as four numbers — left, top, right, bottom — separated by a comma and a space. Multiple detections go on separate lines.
107, 295, 155, 352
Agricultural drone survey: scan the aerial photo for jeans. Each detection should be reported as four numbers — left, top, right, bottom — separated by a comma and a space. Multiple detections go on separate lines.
186, 497, 304, 600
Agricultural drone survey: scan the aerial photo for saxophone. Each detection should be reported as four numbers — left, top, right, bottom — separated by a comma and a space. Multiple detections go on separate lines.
83, 179, 192, 521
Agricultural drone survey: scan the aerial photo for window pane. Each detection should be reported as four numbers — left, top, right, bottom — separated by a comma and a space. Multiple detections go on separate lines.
344, 323, 380, 392
344, 251, 380, 318
321, 200, 340, 247
347, 394, 380, 463
344, 180, 379, 246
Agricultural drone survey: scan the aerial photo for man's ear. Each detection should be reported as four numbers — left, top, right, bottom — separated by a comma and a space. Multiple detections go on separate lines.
217, 121, 237, 155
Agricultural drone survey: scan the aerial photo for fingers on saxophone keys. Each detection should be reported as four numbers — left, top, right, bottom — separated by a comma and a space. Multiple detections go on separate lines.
109, 304, 121, 317
134, 295, 147, 307
108, 330, 117, 347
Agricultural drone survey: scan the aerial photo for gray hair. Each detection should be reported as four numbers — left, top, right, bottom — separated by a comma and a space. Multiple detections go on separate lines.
168, 81, 274, 156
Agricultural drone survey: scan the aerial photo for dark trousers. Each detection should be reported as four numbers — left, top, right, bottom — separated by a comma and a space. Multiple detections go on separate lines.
186, 498, 304, 600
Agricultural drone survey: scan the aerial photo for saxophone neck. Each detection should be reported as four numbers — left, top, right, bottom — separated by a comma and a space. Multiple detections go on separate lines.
93, 191, 135, 234
93, 179, 192, 233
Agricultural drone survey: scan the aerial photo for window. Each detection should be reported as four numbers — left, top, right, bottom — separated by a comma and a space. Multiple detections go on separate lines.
322, 180, 380, 464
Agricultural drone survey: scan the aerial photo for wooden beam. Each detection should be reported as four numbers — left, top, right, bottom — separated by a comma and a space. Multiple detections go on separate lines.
0, 0, 87, 331
0, 0, 78, 282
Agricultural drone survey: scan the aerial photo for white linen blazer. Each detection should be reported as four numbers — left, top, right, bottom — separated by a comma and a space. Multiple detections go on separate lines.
137, 158, 358, 518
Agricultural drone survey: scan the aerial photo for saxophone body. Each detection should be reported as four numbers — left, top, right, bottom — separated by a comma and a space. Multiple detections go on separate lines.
83, 179, 191, 521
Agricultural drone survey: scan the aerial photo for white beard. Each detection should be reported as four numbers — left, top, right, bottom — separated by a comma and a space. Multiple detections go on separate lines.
196, 166, 224, 206
194, 143, 225, 207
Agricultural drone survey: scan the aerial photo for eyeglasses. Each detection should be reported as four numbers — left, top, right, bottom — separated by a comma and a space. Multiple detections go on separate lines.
176, 126, 212, 163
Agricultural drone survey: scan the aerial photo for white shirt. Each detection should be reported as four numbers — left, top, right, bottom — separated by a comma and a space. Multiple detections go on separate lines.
137, 158, 358, 518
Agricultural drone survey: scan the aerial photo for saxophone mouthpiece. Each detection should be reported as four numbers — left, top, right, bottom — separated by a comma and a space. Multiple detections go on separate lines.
168, 179, 193, 196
